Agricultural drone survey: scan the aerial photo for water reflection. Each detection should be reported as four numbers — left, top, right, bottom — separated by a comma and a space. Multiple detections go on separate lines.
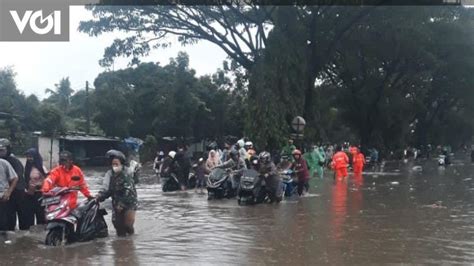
111, 238, 139, 266
330, 180, 347, 242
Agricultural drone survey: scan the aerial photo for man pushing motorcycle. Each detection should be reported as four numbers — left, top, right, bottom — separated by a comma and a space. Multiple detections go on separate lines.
42, 151, 94, 209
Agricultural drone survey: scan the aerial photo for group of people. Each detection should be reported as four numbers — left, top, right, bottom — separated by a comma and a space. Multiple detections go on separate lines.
0, 139, 48, 231
153, 138, 369, 197
0, 137, 138, 237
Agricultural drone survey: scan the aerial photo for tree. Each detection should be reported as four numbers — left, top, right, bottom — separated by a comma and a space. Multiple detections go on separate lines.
323, 7, 474, 150
91, 53, 246, 141
38, 104, 65, 136
78, 5, 379, 146
45, 77, 74, 112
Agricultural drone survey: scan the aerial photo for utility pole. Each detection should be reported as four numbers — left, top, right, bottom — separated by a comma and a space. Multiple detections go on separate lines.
85, 81, 91, 134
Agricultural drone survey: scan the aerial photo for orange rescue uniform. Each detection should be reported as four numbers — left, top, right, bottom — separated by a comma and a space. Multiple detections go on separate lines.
42, 165, 91, 209
352, 152, 365, 175
332, 151, 349, 178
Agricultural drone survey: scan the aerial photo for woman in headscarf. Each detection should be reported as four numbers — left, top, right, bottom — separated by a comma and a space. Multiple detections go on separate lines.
24, 148, 48, 227
206, 150, 222, 170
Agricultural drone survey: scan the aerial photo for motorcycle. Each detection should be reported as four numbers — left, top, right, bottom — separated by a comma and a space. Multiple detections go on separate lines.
238, 169, 285, 205
237, 169, 264, 205
206, 168, 238, 200
277, 160, 297, 198
161, 173, 180, 192
280, 169, 297, 198
187, 162, 199, 189
438, 154, 452, 166
43, 186, 108, 246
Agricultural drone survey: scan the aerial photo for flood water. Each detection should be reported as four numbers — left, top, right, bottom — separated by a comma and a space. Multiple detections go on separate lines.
1, 157, 474, 265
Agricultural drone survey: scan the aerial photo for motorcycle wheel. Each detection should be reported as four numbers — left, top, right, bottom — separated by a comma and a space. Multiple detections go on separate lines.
162, 182, 168, 192
207, 192, 214, 200
274, 196, 282, 203
45, 227, 65, 246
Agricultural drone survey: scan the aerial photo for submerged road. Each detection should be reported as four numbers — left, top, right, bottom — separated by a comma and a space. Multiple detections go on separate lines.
1, 157, 474, 265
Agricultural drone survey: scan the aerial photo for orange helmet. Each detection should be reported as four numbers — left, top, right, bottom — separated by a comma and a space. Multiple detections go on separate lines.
292, 149, 302, 156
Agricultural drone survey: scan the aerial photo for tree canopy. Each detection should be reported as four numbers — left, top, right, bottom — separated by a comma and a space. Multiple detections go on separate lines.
2, 5, 474, 156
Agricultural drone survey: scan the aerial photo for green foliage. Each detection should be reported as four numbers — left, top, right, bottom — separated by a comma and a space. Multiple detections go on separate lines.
38, 104, 65, 136
246, 8, 308, 150
91, 53, 244, 142
140, 134, 158, 162
44, 77, 74, 112
322, 7, 474, 151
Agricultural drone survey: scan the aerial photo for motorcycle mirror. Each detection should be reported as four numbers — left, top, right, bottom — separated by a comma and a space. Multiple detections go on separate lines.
71, 176, 81, 181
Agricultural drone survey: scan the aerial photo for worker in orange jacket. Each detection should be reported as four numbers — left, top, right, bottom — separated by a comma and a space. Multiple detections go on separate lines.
42, 151, 93, 209
352, 148, 366, 176
349, 145, 358, 166
331, 146, 349, 180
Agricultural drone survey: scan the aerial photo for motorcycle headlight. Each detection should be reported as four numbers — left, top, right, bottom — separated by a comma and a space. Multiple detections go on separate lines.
242, 176, 253, 182
46, 209, 61, 220
47, 200, 68, 219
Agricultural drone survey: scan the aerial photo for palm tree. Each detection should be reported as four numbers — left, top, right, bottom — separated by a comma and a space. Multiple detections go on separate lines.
45, 77, 74, 112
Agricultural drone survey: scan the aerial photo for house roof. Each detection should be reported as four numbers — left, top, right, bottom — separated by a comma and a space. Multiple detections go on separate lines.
59, 135, 120, 142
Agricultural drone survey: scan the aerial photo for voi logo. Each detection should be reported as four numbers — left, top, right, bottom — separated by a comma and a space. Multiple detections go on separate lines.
9, 10, 61, 35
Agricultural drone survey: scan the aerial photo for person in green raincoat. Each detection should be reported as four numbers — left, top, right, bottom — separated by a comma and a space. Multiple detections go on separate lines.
304, 145, 326, 179
316, 146, 326, 179
281, 139, 296, 161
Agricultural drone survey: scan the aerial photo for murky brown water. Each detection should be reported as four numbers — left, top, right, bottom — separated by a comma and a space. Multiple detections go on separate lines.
1, 157, 474, 265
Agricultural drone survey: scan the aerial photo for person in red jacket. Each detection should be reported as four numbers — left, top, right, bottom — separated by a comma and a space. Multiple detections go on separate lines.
291, 149, 310, 196
352, 148, 365, 177
42, 151, 93, 209
331, 145, 349, 180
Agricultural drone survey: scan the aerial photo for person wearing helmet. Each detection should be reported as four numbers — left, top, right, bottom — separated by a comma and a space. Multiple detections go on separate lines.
0, 138, 29, 231
42, 151, 93, 210
249, 155, 260, 171
258, 151, 282, 202
153, 151, 165, 178
236, 139, 247, 161
245, 141, 256, 163
291, 149, 310, 196
160, 151, 179, 178
97, 150, 138, 236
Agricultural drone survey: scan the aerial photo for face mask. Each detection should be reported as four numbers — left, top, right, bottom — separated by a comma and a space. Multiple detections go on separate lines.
112, 166, 122, 173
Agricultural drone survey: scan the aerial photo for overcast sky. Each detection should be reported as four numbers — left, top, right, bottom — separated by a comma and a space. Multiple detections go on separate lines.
0, 6, 227, 99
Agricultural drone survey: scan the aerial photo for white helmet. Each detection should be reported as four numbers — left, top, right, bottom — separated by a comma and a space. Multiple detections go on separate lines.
245, 141, 253, 147
237, 139, 245, 148
168, 151, 176, 159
